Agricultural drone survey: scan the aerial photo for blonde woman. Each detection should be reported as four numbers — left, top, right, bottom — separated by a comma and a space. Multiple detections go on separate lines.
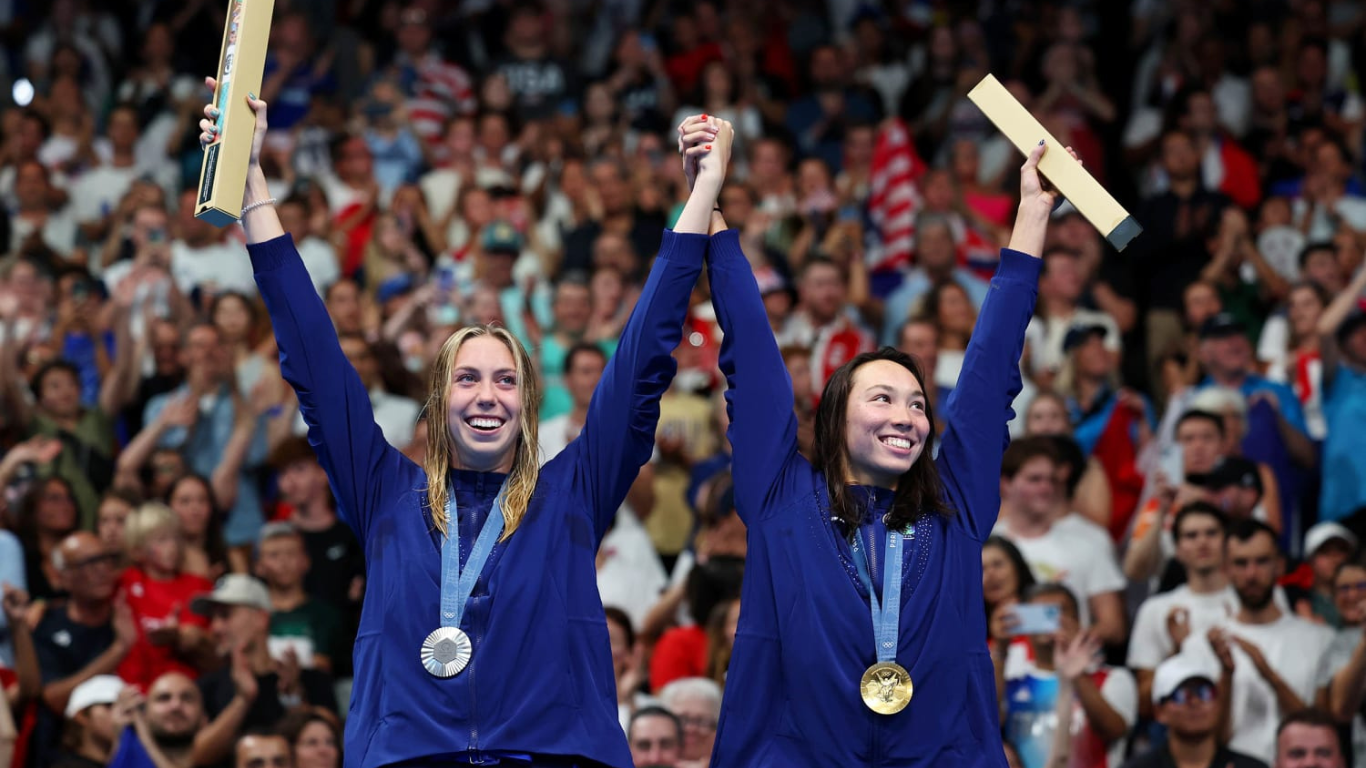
202, 81, 729, 766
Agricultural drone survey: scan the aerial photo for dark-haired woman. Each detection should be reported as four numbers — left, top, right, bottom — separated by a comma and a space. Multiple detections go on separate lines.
698, 116, 1075, 765
983, 535, 1037, 705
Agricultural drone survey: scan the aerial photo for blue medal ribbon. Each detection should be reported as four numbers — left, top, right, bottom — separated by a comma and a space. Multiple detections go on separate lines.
439, 484, 507, 630
851, 528, 903, 663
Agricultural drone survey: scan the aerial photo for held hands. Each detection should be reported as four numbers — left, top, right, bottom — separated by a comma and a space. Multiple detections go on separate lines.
676, 114, 734, 190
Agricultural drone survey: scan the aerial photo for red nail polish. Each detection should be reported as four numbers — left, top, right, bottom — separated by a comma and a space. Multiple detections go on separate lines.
701, 113, 708, 120
705, 145, 712, 150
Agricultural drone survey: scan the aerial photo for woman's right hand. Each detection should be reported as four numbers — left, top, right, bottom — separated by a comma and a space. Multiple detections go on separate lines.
199, 76, 269, 171
989, 600, 1020, 644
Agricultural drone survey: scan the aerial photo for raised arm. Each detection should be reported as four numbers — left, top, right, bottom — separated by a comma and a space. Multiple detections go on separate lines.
562, 126, 722, 541
203, 82, 407, 541
682, 118, 799, 524
1318, 259, 1366, 391
937, 143, 1069, 539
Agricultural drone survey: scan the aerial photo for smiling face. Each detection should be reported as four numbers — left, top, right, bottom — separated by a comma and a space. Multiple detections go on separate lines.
445, 334, 524, 473
842, 360, 930, 488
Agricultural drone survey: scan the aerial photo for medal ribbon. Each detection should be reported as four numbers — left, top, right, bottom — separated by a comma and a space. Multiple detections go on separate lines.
852, 529, 903, 663
439, 484, 507, 629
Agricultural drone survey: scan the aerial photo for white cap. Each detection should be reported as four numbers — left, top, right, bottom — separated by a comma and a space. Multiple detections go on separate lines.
1151, 654, 1218, 705
189, 574, 272, 615
65, 675, 125, 718
1305, 522, 1358, 557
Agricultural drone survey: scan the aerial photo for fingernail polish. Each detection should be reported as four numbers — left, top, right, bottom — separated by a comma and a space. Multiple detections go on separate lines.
1038, 139, 1045, 145
701, 113, 708, 120
249, 92, 257, 101
705, 145, 712, 150
211, 108, 220, 117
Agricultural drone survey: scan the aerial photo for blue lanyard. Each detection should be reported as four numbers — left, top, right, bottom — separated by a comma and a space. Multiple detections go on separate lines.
439, 484, 507, 629
851, 528, 903, 663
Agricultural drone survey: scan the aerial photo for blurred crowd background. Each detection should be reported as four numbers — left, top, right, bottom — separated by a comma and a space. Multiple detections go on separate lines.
1, 0, 1366, 766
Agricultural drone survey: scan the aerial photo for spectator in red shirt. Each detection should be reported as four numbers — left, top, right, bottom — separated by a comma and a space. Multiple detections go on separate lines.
648, 556, 742, 693
116, 503, 214, 690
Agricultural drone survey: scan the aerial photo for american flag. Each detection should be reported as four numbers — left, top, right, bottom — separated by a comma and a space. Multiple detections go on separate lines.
866, 118, 924, 273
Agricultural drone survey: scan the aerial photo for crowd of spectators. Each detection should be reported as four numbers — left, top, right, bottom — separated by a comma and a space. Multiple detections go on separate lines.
1, 0, 1366, 766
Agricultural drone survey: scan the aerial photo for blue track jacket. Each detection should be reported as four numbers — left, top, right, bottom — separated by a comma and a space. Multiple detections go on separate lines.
705, 229, 1040, 767
249, 231, 706, 767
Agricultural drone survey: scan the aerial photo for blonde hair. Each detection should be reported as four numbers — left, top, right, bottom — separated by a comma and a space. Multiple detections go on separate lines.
124, 502, 181, 557
424, 324, 540, 539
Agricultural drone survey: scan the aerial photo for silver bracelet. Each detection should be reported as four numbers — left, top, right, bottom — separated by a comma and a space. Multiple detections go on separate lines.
240, 197, 277, 216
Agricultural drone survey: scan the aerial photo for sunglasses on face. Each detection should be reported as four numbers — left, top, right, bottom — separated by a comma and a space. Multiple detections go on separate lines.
1165, 681, 1215, 705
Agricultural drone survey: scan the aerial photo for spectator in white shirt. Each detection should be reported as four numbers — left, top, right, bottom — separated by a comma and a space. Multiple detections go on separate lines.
1128, 502, 1240, 719
1210, 519, 1334, 764
10, 160, 78, 261
994, 436, 1128, 645
69, 104, 142, 245
1024, 248, 1122, 388
169, 189, 252, 298
292, 333, 419, 450
539, 342, 608, 463
276, 195, 339, 298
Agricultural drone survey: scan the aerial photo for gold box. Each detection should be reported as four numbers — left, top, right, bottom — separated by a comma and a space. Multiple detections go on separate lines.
968, 74, 1142, 251
194, 0, 275, 226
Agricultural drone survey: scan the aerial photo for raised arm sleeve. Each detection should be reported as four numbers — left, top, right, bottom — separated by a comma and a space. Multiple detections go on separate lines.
249, 234, 409, 543
565, 230, 706, 543
936, 248, 1041, 540
706, 229, 802, 525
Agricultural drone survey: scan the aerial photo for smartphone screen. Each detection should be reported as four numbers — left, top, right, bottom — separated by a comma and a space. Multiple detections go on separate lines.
1009, 604, 1062, 636
1159, 443, 1185, 486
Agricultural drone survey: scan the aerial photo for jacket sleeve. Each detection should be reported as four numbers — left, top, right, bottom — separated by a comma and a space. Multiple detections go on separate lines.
249, 234, 410, 544
706, 229, 803, 526
562, 230, 705, 543
936, 248, 1041, 540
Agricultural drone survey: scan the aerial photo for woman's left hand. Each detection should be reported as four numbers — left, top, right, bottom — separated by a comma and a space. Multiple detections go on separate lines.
1018, 141, 1081, 212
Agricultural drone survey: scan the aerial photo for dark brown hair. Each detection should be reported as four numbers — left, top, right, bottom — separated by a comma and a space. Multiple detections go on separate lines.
1000, 435, 1061, 480
813, 347, 950, 532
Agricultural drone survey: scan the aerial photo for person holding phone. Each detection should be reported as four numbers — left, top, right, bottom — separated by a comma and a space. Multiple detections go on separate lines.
995, 437, 1129, 646
1001, 584, 1137, 768
205, 84, 725, 767
695, 114, 1075, 765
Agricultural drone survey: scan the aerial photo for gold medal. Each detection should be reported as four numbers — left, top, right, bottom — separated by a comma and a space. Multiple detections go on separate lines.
860, 661, 913, 715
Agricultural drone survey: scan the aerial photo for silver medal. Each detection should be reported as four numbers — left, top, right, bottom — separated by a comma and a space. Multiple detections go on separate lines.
420, 626, 472, 677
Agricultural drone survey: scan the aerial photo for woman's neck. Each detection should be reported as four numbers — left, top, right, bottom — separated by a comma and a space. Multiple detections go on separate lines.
37, 531, 62, 555
144, 562, 178, 581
